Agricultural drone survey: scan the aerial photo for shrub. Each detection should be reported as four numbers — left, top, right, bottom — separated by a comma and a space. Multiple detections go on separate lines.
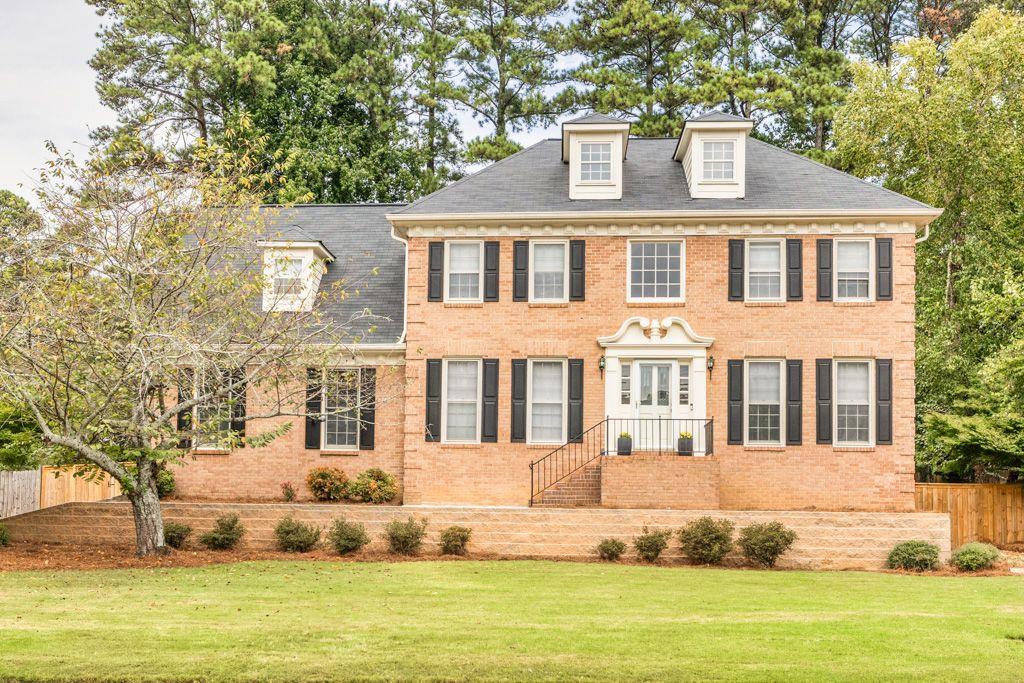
951, 542, 1000, 572
596, 538, 627, 561
633, 527, 672, 562
198, 514, 245, 550
306, 467, 348, 502
274, 516, 322, 553
347, 468, 399, 504
327, 518, 370, 555
163, 522, 192, 549
439, 526, 472, 555
887, 540, 940, 571
737, 522, 797, 568
385, 517, 428, 555
0, 523, 9, 547
678, 517, 735, 565
156, 469, 176, 499
280, 481, 296, 502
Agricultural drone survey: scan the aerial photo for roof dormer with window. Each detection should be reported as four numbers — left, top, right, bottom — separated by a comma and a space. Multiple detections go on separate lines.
673, 112, 754, 200
258, 239, 335, 312
562, 113, 630, 201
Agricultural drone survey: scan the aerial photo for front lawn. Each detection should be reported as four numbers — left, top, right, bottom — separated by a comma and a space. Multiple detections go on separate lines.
2, 560, 1023, 681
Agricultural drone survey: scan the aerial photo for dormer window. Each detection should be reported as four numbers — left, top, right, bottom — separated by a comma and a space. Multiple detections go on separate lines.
703, 141, 735, 181
272, 257, 304, 298
580, 143, 612, 182
562, 113, 630, 200
258, 239, 334, 312
674, 112, 753, 199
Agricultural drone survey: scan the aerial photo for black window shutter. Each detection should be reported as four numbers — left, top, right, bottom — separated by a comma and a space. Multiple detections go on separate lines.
484, 242, 500, 302
482, 359, 499, 442
817, 239, 833, 301
511, 359, 527, 442
786, 360, 802, 445
229, 369, 246, 446
425, 359, 442, 442
568, 359, 584, 443
876, 238, 893, 301
727, 360, 743, 444
428, 242, 444, 302
816, 359, 832, 443
876, 359, 893, 445
569, 240, 586, 301
359, 368, 376, 450
786, 239, 803, 301
728, 240, 744, 301
176, 368, 193, 449
305, 368, 321, 450
513, 241, 529, 301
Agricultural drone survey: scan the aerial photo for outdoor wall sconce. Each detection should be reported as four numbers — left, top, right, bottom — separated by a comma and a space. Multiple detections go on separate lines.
707, 355, 715, 376
599, 356, 606, 378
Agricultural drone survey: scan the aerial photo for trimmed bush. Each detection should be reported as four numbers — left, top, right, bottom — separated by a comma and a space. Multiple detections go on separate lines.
439, 525, 472, 555
951, 542, 1000, 572
678, 517, 734, 565
596, 538, 627, 561
306, 467, 348, 502
156, 469, 176, 499
327, 518, 370, 555
737, 522, 797, 568
887, 540, 940, 571
163, 522, 192, 550
198, 514, 245, 551
385, 517, 428, 555
633, 527, 672, 562
0, 523, 9, 547
274, 516, 322, 553
347, 468, 399, 504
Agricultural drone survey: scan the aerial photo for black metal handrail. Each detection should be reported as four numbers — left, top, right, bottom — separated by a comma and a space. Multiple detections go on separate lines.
529, 417, 714, 506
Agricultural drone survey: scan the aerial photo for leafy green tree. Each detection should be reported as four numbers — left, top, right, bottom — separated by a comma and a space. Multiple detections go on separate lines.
834, 7, 1024, 480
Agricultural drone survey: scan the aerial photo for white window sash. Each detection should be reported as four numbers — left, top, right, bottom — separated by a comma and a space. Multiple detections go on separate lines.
526, 358, 568, 445
321, 369, 361, 451
834, 239, 874, 302
833, 359, 874, 446
579, 141, 613, 183
626, 239, 686, 303
744, 239, 785, 302
444, 241, 484, 302
744, 359, 785, 446
193, 370, 233, 450
528, 240, 569, 302
702, 140, 735, 181
441, 359, 482, 443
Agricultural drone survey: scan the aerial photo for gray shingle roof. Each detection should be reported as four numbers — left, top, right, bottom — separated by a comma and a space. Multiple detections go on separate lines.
260, 205, 406, 344
687, 111, 752, 123
397, 137, 934, 215
565, 113, 629, 125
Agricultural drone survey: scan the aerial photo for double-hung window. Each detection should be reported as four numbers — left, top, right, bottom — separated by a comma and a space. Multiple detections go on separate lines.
746, 240, 784, 301
836, 360, 872, 445
746, 360, 783, 445
322, 369, 360, 451
443, 359, 481, 442
193, 370, 234, 449
703, 140, 735, 180
528, 359, 566, 444
445, 241, 483, 302
272, 257, 304, 298
530, 241, 568, 302
835, 240, 872, 301
580, 142, 612, 182
628, 240, 685, 301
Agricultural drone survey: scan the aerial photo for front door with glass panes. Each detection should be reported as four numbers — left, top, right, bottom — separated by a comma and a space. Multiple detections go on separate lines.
636, 361, 673, 449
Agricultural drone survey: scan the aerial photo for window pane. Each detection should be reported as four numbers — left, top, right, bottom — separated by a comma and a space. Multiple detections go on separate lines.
657, 364, 670, 406
446, 403, 477, 441
837, 405, 870, 443
639, 365, 653, 405
620, 363, 631, 405
679, 363, 690, 405
580, 142, 612, 181
446, 361, 478, 401
449, 243, 480, 272
748, 243, 780, 270
531, 361, 564, 442
748, 405, 781, 442
531, 362, 563, 402
703, 141, 735, 180
533, 243, 565, 299
837, 362, 869, 403
837, 241, 870, 270
324, 370, 359, 448
629, 241, 683, 299
273, 257, 304, 297
748, 362, 780, 402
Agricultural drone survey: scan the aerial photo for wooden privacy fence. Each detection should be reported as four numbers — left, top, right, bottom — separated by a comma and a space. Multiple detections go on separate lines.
915, 483, 1024, 548
0, 466, 122, 518
0, 470, 41, 518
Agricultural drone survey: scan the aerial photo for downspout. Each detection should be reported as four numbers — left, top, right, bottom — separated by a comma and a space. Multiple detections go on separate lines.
389, 223, 410, 345
916, 223, 931, 244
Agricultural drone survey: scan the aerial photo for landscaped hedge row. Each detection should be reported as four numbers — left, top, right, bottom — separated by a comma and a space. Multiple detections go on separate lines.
597, 517, 798, 568
302, 467, 399, 504
887, 539, 1002, 572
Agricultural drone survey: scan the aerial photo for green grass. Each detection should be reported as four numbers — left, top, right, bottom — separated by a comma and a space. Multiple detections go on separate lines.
1, 561, 1023, 682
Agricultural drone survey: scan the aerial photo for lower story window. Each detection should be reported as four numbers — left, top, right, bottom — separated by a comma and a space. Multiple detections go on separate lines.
529, 359, 566, 443
323, 369, 360, 450
836, 360, 871, 445
747, 360, 782, 444
194, 370, 234, 448
679, 362, 690, 405
444, 359, 480, 442
620, 362, 631, 405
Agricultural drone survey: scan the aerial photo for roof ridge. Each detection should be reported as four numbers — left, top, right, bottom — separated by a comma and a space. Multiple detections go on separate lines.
260, 202, 409, 208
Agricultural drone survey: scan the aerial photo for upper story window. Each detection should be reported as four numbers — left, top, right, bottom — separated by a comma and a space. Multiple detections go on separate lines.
628, 240, 684, 302
746, 360, 783, 445
443, 359, 481, 442
528, 359, 567, 444
445, 241, 483, 302
746, 240, 784, 301
259, 241, 333, 313
836, 360, 872, 445
530, 241, 568, 302
272, 257, 304, 298
703, 140, 735, 180
579, 142, 612, 182
835, 239, 872, 301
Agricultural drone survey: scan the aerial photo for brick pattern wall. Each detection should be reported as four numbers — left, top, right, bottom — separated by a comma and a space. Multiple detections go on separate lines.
2, 501, 950, 570
601, 454, 720, 509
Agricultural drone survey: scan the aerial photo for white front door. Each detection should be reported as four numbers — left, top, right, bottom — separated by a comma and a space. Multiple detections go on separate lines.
636, 361, 673, 449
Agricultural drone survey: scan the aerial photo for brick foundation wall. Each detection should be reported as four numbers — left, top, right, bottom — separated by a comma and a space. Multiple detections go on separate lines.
601, 454, 720, 509
2, 502, 950, 570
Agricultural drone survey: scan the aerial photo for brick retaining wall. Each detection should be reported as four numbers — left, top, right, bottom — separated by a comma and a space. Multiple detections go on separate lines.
3, 502, 949, 570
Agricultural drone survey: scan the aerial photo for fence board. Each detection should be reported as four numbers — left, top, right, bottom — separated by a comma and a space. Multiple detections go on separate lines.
39, 466, 122, 510
915, 483, 1024, 547
0, 470, 41, 518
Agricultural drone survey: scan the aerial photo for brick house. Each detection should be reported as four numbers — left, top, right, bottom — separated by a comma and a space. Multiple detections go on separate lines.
173, 112, 942, 512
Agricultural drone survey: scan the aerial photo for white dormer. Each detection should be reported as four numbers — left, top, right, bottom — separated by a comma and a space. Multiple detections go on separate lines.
673, 112, 754, 199
562, 113, 630, 200
258, 239, 335, 312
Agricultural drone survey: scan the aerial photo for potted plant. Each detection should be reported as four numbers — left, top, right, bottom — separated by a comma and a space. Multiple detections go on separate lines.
677, 430, 694, 456
617, 431, 633, 455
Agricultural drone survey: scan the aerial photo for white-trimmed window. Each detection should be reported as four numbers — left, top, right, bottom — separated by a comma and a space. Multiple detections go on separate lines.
272, 257, 304, 298
530, 241, 568, 302
445, 241, 483, 302
746, 239, 784, 301
679, 362, 690, 405
580, 142, 612, 182
628, 240, 685, 301
620, 363, 632, 405
835, 239, 873, 301
835, 360, 872, 445
703, 140, 735, 180
322, 369, 361, 451
443, 359, 481, 442
528, 359, 567, 444
192, 370, 235, 450
746, 360, 783, 445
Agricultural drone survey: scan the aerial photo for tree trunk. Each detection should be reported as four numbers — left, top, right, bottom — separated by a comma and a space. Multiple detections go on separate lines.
128, 484, 168, 557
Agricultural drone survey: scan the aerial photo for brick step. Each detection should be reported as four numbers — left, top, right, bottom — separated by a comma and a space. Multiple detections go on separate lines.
534, 462, 602, 508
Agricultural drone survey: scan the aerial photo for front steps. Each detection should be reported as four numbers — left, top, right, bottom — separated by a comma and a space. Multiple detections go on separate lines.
532, 462, 601, 508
